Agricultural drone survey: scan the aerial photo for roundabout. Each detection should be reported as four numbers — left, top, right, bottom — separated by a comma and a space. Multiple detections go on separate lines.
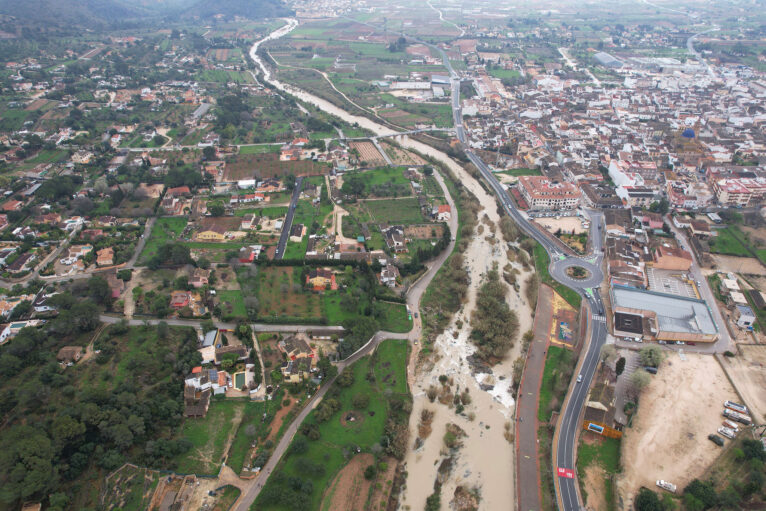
550, 257, 603, 290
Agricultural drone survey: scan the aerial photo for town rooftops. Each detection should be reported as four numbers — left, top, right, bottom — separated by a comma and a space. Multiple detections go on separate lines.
611, 285, 717, 336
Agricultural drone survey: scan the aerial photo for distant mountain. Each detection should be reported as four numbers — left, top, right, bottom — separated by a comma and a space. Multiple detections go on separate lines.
181, 0, 292, 21
0, 0, 292, 30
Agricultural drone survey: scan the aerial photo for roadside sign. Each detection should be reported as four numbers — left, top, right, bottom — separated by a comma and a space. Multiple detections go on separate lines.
557, 467, 575, 479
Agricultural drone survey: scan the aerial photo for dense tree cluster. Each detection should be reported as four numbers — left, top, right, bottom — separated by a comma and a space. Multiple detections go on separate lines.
146, 242, 193, 269
470, 266, 519, 359
0, 298, 201, 505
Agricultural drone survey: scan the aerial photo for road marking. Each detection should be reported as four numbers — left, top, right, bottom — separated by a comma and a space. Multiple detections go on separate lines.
591, 314, 606, 322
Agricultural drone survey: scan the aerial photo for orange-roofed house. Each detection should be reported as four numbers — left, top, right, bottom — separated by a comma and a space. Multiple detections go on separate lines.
96, 247, 114, 266
436, 204, 451, 221
2, 200, 23, 212
652, 246, 692, 271
170, 291, 191, 309
306, 268, 337, 291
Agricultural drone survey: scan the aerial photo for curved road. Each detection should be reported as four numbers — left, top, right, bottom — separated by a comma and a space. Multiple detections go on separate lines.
230, 24, 461, 509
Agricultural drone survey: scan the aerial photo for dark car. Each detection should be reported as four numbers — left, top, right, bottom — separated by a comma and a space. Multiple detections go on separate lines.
644, 366, 658, 375
708, 434, 724, 447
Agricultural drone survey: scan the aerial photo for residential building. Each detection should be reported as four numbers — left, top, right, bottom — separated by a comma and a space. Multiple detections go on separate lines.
651, 246, 692, 271
96, 247, 114, 266
516, 175, 581, 211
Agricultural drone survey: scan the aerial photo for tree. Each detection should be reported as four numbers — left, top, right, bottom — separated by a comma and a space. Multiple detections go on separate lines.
634, 488, 663, 511
615, 356, 626, 376
352, 393, 370, 409
364, 464, 377, 480
284, 173, 297, 191
470, 267, 518, 359
336, 369, 355, 387
600, 344, 616, 364
0, 425, 56, 503
649, 197, 669, 215
683, 479, 717, 509
117, 269, 132, 281
639, 345, 664, 368
9, 300, 32, 320
629, 370, 651, 394
202, 145, 216, 160
208, 202, 225, 217
88, 276, 113, 306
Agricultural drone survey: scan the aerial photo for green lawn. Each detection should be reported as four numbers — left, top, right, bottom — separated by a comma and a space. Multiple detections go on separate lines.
291, 199, 333, 234
139, 218, 187, 263
26, 149, 69, 164
374, 301, 413, 334
708, 226, 750, 257
488, 68, 521, 79
173, 400, 245, 475
217, 290, 247, 319
227, 392, 284, 474
234, 206, 289, 218
577, 437, 621, 510
196, 69, 255, 83
283, 237, 308, 259
499, 168, 541, 177
533, 244, 582, 309
255, 339, 409, 510
373, 338, 408, 394
356, 166, 411, 196
363, 197, 424, 224
239, 144, 281, 154
538, 346, 574, 422
322, 293, 357, 324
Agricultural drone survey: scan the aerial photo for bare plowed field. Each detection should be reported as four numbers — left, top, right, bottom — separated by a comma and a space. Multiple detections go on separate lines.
382, 142, 426, 166
224, 153, 330, 180
350, 141, 386, 167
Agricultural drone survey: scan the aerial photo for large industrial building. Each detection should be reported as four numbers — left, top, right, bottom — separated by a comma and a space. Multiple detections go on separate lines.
610, 285, 719, 343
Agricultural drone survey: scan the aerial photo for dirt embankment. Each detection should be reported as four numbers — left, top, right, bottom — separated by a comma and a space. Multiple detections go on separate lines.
618, 353, 739, 504
320, 453, 399, 510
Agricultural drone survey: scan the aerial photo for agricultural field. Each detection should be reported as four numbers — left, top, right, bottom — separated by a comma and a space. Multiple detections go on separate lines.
173, 400, 246, 475
101, 465, 160, 511
362, 197, 425, 224
217, 289, 247, 319
348, 166, 413, 198
381, 142, 426, 166
196, 69, 255, 83
251, 266, 323, 321
239, 144, 282, 154
350, 141, 387, 167
255, 339, 410, 511
224, 153, 330, 181
139, 217, 188, 263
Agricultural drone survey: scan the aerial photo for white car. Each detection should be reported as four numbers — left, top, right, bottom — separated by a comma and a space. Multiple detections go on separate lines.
577, 374, 583, 383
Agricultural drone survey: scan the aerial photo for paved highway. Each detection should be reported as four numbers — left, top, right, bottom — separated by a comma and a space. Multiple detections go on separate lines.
274, 176, 303, 259
436, 31, 606, 510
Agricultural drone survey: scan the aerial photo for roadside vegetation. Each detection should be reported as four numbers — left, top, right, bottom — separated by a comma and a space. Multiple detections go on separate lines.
577, 436, 621, 511
255, 339, 411, 510
533, 243, 582, 309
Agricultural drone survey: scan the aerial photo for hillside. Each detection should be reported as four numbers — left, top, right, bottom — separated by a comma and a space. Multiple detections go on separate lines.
0, 0, 292, 30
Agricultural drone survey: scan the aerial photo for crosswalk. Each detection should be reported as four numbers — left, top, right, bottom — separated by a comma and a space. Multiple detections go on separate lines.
591, 314, 606, 322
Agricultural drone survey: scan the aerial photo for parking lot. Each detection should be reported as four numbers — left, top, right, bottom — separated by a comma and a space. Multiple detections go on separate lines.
646, 268, 699, 299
